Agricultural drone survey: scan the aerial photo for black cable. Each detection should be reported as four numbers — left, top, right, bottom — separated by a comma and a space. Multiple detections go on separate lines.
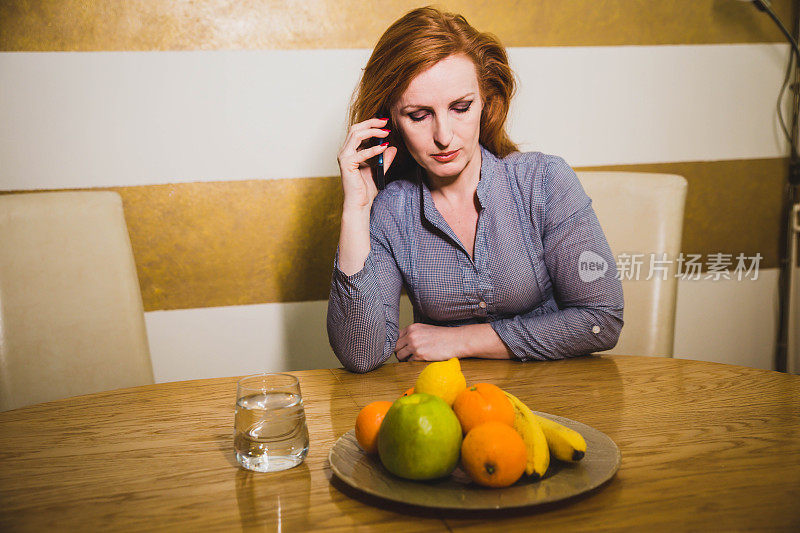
776, 41, 795, 155
756, 1, 797, 48
757, 0, 800, 157
744, 0, 800, 373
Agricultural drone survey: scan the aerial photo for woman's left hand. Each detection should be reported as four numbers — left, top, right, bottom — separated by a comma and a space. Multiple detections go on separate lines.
394, 323, 464, 362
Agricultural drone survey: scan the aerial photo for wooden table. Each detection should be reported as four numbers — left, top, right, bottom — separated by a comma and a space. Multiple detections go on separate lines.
1, 355, 798, 531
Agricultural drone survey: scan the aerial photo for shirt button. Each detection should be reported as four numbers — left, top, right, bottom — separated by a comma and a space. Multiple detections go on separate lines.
592, 325, 601, 334
478, 301, 487, 309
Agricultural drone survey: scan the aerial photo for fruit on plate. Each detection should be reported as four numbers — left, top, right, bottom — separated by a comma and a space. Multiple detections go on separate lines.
354, 400, 393, 454
460, 421, 527, 488
504, 391, 550, 479
377, 393, 463, 480
533, 411, 587, 462
452, 383, 515, 434
414, 357, 466, 406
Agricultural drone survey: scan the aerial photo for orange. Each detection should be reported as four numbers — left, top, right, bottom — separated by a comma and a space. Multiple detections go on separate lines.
452, 383, 515, 435
354, 400, 393, 454
401, 387, 415, 397
460, 421, 527, 488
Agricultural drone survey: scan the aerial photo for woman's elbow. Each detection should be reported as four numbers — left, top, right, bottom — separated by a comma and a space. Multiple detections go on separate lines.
595, 310, 623, 352
330, 339, 386, 373
340, 357, 381, 374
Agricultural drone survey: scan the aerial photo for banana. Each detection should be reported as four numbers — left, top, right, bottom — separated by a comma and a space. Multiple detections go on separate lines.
531, 411, 587, 462
503, 391, 549, 479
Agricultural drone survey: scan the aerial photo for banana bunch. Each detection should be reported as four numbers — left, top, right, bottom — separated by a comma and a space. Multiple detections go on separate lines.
534, 410, 587, 462
504, 391, 586, 479
504, 391, 549, 479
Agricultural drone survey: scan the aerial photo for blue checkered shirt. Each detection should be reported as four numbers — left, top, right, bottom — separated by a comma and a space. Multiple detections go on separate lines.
327, 146, 624, 373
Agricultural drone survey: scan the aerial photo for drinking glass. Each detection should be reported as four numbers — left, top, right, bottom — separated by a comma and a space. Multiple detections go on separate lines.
234, 373, 309, 472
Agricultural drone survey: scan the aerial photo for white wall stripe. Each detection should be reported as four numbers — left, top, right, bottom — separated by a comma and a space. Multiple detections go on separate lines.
509, 44, 790, 165
145, 295, 415, 382
673, 268, 782, 371
0, 44, 790, 191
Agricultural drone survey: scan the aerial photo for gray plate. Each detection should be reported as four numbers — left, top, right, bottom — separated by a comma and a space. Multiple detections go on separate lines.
328, 411, 621, 510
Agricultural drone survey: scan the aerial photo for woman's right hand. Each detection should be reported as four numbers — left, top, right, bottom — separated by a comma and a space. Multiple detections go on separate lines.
337, 117, 397, 211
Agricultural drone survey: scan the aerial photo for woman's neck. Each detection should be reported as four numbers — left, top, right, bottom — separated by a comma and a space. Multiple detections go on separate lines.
425, 147, 482, 204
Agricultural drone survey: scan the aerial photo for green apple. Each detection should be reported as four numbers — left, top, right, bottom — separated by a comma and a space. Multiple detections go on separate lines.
377, 393, 462, 480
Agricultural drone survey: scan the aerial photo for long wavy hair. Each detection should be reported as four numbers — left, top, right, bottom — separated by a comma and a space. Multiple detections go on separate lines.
349, 6, 518, 181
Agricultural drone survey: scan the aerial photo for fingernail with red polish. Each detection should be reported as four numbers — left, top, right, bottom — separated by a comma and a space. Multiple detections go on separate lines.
380, 142, 389, 146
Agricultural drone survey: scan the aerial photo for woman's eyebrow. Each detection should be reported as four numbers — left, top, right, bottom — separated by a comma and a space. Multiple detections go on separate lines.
400, 93, 476, 112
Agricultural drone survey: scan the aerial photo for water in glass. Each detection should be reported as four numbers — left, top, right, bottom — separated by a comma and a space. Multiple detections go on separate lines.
234, 391, 309, 472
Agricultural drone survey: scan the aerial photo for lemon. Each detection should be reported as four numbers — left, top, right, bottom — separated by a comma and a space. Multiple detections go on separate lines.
414, 358, 467, 406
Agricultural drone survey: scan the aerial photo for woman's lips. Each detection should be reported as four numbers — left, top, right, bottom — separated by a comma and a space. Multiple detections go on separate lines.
431, 149, 460, 162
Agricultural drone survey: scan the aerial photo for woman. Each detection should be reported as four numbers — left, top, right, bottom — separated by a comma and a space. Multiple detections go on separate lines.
327, 7, 623, 373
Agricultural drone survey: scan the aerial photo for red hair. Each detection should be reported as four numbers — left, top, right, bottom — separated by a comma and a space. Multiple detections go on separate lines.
349, 6, 518, 180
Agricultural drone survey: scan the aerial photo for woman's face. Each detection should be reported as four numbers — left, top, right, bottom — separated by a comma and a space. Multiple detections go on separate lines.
392, 54, 483, 184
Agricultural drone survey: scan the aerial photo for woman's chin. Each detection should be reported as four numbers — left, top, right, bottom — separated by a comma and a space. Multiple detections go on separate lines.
423, 161, 465, 182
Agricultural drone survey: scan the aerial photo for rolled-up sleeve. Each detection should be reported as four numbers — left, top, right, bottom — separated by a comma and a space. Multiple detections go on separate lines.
326, 199, 404, 373
490, 157, 624, 360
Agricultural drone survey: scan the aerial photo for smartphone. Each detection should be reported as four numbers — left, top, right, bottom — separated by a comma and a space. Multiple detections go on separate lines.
374, 143, 385, 190
369, 116, 391, 190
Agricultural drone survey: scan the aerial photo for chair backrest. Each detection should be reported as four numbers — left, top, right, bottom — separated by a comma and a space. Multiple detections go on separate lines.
576, 172, 688, 357
0, 191, 154, 411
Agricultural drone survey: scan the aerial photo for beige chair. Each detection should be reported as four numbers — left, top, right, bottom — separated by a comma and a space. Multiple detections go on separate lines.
0, 191, 154, 411
576, 172, 688, 357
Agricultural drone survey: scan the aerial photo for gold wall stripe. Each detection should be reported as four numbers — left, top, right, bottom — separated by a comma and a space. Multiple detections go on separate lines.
112, 178, 344, 312
579, 158, 787, 277
1, 157, 786, 311
1, 0, 795, 52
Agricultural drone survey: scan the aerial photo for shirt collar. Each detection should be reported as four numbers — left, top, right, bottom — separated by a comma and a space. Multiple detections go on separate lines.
475, 145, 499, 209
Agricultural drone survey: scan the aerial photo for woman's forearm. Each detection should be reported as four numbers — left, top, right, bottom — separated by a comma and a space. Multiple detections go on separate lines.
395, 322, 514, 362
337, 205, 372, 276
328, 202, 405, 373
490, 306, 623, 361
460, 323, 513, 359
